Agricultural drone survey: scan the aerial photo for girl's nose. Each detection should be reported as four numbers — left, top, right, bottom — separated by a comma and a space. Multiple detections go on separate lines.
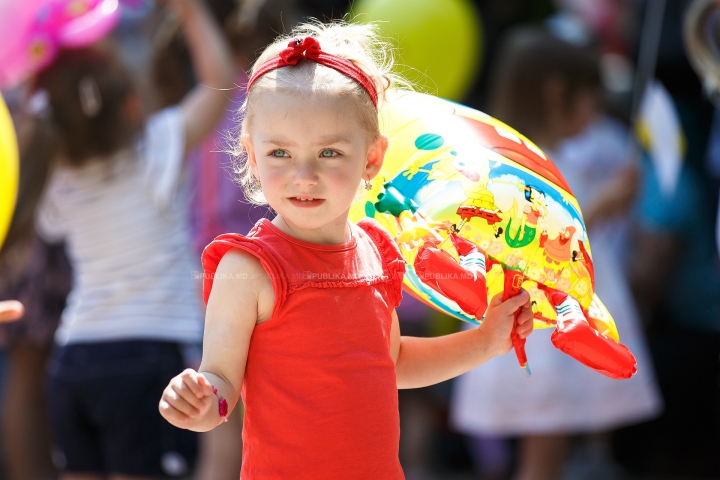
293, 158, 320, 187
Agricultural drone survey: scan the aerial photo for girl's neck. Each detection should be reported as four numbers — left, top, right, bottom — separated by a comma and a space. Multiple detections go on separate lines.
271, 214, 353, 246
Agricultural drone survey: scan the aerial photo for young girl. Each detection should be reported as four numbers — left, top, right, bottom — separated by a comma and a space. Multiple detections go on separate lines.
29, 0, 234, 478
159, 22, 534, 478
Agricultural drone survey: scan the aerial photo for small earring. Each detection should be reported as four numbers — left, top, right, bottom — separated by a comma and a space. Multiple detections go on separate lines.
364, 179, 372, 191
253, 176, 261, 189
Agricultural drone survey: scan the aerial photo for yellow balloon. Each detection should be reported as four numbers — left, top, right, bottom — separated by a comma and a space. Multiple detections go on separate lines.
0, 94, 19, 250
351, 0, 483, 101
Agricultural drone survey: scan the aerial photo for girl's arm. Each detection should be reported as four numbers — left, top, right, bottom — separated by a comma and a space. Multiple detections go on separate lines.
160, 249, 268, 431
391, 291, 533, 389
168, 0, 234, 156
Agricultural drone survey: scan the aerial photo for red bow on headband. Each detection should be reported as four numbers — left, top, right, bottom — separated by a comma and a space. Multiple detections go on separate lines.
246, 37, 379, 107
279, 37, 322, 65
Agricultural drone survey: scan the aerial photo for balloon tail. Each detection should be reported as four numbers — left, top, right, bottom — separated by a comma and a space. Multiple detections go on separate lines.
512, 331, 529, 375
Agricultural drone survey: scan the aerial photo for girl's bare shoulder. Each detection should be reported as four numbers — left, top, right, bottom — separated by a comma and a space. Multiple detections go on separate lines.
213, 249, 275, 324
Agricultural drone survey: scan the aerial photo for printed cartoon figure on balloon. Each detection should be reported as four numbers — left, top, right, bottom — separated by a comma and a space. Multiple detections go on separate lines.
540, 225, 576, 270
503, 185, 548, 248
352, 92, 637, 379
450, 154, 503, 238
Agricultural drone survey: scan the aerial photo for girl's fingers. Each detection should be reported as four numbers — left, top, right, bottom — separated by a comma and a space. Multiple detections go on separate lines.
180, 369, 210, 398
195, 372, 215, 397
171, 378, 208, 413
517, 304, 533, 325
516, 309, 534, 338
163, 387, 201, 418
159, 399, 195, 425
517, 321, 534, 339
500, 290, 530, 317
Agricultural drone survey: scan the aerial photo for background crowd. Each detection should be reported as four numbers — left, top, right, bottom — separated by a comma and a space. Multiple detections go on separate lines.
1, 0, 719, 479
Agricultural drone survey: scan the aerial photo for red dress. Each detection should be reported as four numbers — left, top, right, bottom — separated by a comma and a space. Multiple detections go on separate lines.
202, 218, 406, 479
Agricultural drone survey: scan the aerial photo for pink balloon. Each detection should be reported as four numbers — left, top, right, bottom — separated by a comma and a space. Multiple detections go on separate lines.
58, 0, 121, 47
0, 0, 121, 89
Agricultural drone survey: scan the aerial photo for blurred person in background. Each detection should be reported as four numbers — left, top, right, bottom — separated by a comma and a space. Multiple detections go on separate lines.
20, 0, 233, 477
450, 26, 661, 480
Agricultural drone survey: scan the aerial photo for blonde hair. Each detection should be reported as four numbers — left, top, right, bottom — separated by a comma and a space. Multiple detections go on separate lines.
231, 20, 405, 205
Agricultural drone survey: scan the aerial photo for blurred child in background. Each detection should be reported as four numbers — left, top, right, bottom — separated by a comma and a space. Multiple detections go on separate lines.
450, 27, 662, 480
24, 0, 233, 477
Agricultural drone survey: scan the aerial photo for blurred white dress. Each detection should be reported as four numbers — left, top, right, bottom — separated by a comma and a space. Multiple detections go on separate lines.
450, 116, 663, 435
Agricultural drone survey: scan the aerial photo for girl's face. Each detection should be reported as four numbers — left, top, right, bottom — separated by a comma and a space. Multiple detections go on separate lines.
244, 90, 387, 245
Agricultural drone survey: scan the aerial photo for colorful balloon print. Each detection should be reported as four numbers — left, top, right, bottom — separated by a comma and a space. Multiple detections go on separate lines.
350, 91, 637, 379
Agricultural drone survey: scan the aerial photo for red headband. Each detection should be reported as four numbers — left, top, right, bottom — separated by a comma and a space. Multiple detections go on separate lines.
246, 37, 379, 108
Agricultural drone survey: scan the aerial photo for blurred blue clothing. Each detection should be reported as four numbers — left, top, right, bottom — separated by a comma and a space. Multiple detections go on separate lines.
704, 107, 720, 258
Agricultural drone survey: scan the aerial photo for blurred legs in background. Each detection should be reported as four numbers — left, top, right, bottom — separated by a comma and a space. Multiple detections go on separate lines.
1, 341, 55, 480
514, 434, 568, 480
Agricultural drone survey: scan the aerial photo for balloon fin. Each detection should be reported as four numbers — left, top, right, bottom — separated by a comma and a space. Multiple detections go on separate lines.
539, 286, 637, 379
414, 240, 488, 318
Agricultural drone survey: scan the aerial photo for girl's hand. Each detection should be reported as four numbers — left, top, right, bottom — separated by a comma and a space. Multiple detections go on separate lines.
479, 290, 533, 357
159, 368, 215, 428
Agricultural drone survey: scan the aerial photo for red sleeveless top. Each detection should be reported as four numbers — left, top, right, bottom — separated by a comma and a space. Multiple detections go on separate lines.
202, 218, 406, 479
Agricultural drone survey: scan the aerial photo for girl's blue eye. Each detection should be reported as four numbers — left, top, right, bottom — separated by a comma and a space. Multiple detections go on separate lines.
271, 150, 289, 157
320, 149, 338, 158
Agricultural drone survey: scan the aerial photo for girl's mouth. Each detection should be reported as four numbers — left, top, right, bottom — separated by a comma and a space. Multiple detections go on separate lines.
289, 197, 324, 208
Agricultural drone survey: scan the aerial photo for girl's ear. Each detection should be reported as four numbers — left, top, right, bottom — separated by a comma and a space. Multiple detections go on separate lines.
364, 133, 388, 180
242, 134, 259, 178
